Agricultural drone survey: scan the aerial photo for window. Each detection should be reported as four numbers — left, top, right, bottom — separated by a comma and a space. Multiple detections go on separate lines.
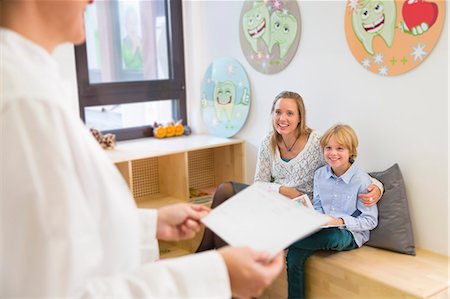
75, 0, 186, 140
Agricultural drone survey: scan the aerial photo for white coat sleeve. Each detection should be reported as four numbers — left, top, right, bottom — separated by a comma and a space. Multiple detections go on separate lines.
1, 99, 231, 298
138, 209, 160, 263
83, 251, 231, 298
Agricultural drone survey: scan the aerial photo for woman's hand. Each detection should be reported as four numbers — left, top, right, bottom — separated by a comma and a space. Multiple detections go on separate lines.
279, 186, 302, 199
358, 184, 382, 206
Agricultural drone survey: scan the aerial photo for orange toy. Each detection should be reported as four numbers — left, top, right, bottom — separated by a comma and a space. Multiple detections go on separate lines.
153, 126, 166, 138
174, 121, 184, 136
165, 124, 175, 137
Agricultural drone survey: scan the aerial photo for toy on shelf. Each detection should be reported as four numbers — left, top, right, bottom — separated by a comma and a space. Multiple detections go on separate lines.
152, 120, 191, 139
153, 124, 166, 138
90, 128, 116, 150
189, 187, 213, 205
165, 123, 175, 137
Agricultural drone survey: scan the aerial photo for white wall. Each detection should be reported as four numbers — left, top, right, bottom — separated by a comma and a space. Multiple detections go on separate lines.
183, 0, 449, 256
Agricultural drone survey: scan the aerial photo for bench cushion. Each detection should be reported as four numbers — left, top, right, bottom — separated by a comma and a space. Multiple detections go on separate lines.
367, 163, 416, 255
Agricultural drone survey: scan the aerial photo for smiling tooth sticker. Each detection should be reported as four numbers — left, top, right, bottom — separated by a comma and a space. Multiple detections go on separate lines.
269, 10, 298, 59
240, 0, 301, 74
243, 1, 271, 53
200, 58, 251, 137
352, 0, 396, 55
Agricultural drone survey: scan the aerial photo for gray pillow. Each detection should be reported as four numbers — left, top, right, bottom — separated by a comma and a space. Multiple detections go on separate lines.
366, 164, 416, 255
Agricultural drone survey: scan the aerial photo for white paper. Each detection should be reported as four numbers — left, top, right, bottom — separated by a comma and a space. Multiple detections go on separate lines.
201, 183, 329, 257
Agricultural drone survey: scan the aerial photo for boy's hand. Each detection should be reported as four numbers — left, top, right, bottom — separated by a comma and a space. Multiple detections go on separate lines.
326, 215, 344, 226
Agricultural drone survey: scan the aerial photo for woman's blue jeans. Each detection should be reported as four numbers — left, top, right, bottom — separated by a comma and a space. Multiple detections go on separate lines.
286, 228, 358, 299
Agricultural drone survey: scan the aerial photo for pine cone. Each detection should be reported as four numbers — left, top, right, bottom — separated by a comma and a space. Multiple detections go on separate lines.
90, 128, 103, 143
90, 128, 116, 150
101, 134, 116, 150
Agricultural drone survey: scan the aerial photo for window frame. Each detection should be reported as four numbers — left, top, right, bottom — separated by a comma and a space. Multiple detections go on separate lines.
75, 0, 187, 140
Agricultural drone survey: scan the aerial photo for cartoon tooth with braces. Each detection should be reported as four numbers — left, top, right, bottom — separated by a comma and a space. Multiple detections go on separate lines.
269, 10, 298, 59
242, 0, 271, 53
352, 0, 396, 55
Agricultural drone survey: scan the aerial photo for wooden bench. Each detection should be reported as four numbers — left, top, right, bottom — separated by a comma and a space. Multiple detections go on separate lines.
260, 246, 449, 299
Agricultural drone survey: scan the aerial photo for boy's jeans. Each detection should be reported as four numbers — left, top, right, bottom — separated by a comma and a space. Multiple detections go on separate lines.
286, 228, 358, 299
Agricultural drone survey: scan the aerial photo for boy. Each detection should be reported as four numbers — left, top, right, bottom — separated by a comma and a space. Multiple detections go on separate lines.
286, 124, 378, 299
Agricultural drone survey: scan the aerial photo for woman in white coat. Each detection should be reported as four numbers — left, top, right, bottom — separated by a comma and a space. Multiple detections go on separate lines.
0, 1, 283, 298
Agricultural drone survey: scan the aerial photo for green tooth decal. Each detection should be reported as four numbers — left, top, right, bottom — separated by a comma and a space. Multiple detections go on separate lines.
269, 10, 298, 59
352, 0, 396, 55
242, 1, 270, 52
214, 81, 236, 122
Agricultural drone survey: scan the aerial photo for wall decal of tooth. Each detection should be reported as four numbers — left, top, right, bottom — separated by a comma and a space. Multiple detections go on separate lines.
269, 10, 298, 59
345, 0, 445, 76
239, 0, 301, 74
200, 57, 251, 138
242, 1, 271, 53
352, 0, 397, 55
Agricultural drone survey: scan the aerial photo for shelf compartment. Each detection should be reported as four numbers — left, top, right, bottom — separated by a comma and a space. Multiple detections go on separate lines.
115, 161, 132, 190
188, 144, 244, 190
188, 148, 216, 190
214, 143, 244, 183
136, 195, 184, 209
131, 153, 188, 206
159, 241, 192, 259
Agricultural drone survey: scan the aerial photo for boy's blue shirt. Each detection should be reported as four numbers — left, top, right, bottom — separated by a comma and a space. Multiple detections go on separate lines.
313, 162, 378, 247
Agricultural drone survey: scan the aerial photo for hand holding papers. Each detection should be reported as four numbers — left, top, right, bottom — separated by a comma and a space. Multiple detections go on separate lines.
292, 194, 350, 229
201, 183, 329, 257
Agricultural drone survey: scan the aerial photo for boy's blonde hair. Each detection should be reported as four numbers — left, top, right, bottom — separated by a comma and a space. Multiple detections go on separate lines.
320, 124, 359, 162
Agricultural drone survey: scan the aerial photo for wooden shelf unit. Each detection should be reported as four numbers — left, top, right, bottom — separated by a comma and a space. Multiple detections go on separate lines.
108, 135, 245, 210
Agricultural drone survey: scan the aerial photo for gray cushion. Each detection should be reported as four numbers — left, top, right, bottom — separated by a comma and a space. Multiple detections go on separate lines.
366, 164, 416, 255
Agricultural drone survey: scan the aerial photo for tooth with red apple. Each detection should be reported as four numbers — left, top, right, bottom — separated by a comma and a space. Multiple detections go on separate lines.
399, 0, 438, 36
352, 0, 397, 55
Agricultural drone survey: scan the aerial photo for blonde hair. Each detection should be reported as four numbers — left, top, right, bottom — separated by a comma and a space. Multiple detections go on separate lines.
270, 91, 312, 154
320, 124, 359, 162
